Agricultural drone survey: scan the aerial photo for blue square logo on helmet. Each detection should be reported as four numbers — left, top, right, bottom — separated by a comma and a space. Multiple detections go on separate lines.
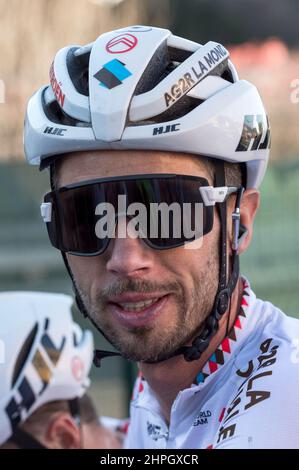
93, 59, 132, 89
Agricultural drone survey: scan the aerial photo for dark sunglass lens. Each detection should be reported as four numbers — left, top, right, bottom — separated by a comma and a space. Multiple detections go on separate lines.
47, 175, 214, 255
57, 185, 108, 254
144, 177, 213, 249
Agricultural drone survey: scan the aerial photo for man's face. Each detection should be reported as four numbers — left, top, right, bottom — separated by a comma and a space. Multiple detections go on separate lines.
58, 150, 220, 362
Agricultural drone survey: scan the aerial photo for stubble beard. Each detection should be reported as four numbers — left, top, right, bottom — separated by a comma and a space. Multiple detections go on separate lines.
75, 254, 219, 363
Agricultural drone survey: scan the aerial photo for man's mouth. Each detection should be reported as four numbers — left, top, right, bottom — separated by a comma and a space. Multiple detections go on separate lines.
115, 297, 160, 312
107, 293, 170, 328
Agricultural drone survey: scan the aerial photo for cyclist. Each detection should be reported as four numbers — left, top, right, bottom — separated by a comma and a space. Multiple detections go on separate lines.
0, 291, 123, 449
24, 25, 299, 448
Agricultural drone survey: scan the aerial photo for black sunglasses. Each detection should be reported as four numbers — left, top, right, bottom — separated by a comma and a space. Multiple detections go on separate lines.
41, 174, 238, 256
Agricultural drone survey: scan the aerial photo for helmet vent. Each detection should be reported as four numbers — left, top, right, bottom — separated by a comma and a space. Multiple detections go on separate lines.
128, 96, 202, 126
42, 88, 91, 127
220, 67, 234, 83
66, 47, 90, 97
168, 46, 193, 62
134, 43, 194, 97
134, 41, 169, 96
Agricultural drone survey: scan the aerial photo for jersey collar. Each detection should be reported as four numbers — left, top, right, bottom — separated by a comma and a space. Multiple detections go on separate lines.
195, 277, 251, 385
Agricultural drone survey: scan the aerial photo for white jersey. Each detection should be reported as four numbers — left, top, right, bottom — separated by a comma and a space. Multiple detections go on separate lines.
125, 278, 299, 449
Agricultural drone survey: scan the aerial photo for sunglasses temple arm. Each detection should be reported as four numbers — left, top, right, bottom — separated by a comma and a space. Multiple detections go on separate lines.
232, 187, 245, 251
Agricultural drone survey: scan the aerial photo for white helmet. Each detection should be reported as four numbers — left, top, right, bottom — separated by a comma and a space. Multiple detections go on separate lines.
0, 291, 93, 445
24, 25, 270, 189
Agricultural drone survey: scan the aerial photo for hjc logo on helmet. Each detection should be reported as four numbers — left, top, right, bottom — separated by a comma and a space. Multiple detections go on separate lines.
152, 123, 180, 136
43, 126, 67, 136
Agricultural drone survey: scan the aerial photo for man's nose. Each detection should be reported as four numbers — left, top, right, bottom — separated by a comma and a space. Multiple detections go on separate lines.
106, 218, 154, 277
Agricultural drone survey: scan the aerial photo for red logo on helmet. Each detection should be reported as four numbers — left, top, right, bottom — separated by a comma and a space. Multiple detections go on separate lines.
71, 356, 85, 382
49, 62, 65, 108
106, 34, 138, 54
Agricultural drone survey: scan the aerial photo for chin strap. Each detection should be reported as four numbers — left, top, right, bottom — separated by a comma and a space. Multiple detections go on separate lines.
55, 163, 244, 367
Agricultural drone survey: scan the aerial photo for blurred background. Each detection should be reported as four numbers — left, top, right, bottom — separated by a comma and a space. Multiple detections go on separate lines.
0, 0, 298, 419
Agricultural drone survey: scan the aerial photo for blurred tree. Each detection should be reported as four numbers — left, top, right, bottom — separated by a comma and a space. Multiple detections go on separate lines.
0, 0, 169, 161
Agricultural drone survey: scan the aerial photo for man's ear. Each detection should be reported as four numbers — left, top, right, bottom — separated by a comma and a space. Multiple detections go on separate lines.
228, 189, 260, 255
44, 412, 81, 449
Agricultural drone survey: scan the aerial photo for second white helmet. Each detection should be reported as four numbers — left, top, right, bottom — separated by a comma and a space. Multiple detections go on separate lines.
0, 291, 93, 445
